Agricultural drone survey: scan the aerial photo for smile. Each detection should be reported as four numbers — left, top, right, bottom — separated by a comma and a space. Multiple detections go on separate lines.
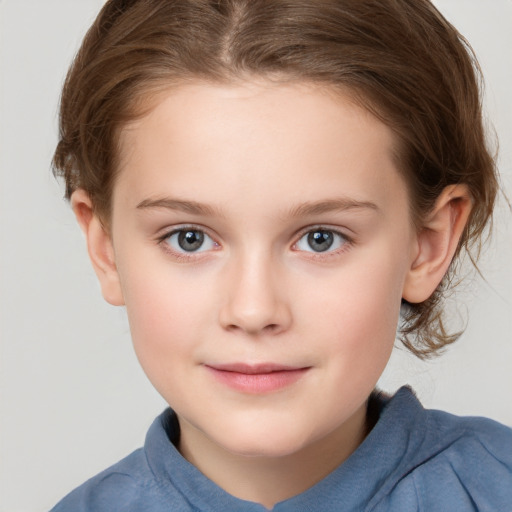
204, 363, 311, 394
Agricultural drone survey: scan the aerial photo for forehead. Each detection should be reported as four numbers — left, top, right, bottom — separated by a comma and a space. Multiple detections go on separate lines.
115, 81, 407, 218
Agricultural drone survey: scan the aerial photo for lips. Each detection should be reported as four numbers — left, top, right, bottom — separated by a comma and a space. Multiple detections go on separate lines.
208, 363, 302, 374
204, 363, 310, 393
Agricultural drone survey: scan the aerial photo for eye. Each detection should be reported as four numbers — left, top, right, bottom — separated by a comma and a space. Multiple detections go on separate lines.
295, 228, 348, 253
163, 228, 217, 253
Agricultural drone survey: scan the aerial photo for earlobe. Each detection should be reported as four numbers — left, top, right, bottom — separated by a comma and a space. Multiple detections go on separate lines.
403, 184, 472, 304
71, 189, 125, 306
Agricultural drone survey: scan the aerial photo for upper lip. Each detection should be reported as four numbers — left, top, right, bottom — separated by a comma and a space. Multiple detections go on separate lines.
205, 363, 308, 374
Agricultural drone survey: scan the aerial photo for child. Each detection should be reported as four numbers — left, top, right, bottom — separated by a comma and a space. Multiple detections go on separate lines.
50, 0, 512, 510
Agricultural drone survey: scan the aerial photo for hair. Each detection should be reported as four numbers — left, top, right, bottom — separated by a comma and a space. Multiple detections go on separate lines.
53, 0, 499, 358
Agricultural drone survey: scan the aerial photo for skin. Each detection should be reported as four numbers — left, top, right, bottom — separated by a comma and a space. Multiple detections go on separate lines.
73, 81, 471, 509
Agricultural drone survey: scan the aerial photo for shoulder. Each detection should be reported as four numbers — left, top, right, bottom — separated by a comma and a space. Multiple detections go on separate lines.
427, 406, 512, 461
376, 388, 512, 511
49, 410, 188, 512
49, 448, 158, 512
424, 405, 512, 474
413, 408, 512, 509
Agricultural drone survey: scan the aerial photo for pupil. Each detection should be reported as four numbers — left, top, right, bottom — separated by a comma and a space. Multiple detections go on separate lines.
178, 230, 204, 251
308, 230, 333, 252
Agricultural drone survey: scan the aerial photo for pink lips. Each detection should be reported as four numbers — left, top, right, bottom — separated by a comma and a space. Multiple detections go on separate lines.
205, 363, 310, 393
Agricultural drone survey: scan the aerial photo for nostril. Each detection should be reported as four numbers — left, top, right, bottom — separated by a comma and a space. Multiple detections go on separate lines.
263, 324, 280, 333
224, 322, 280, 335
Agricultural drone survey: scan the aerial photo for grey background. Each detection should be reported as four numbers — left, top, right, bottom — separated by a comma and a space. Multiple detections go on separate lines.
0, 1, 510, 510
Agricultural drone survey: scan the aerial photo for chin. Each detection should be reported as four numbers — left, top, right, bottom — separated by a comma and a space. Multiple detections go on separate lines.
215, 424, 316, 459
227, 442, 306, 459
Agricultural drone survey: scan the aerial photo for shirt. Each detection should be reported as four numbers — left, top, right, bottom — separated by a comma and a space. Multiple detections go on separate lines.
50, 387, 512, 511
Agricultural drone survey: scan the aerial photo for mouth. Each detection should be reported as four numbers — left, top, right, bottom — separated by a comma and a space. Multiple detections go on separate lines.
204, 363, 311, 394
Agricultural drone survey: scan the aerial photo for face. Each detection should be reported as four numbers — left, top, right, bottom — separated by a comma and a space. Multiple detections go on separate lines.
109, 81, 418, 460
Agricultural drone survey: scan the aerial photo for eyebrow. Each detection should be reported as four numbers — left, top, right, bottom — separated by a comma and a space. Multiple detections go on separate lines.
285, 198, 380, 218
136, 196, 380, 218
136, 197, 224, 217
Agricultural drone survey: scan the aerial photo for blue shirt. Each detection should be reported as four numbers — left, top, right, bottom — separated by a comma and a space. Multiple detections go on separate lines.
50, 387, 512, 511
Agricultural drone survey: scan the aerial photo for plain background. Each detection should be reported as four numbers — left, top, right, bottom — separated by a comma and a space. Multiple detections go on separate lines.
0, 1, 510, 510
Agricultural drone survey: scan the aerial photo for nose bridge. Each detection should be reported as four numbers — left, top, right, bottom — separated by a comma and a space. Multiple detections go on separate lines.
219, 245, 291, 335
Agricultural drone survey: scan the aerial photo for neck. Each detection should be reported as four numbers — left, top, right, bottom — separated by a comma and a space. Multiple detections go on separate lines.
178, 402, 370, 509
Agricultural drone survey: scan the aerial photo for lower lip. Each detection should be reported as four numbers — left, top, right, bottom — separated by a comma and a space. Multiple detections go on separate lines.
206, 367, 310, 394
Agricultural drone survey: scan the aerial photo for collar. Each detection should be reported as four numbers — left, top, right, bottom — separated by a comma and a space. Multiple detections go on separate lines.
143, 386, 428, 511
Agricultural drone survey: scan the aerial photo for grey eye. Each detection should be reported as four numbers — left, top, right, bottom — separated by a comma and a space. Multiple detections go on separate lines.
296, 229, 347, 253
307, 230, 334, 252
165, 229, 216, 253
178, 230, 204, 251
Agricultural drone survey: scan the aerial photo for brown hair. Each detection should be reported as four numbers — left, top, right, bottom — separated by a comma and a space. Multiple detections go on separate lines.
53, 0, 498, 358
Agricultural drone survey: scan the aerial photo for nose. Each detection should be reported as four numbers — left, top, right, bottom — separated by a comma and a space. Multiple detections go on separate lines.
218, 251, 292, 336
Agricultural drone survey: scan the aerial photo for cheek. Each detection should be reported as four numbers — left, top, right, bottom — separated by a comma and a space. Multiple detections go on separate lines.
299, 250, 406, 374
119, 263, 213, 377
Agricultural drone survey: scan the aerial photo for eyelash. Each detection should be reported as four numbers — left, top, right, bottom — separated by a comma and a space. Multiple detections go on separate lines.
156, 225, 354, 261
157, 225, 219, 262
292, 226, 354, 259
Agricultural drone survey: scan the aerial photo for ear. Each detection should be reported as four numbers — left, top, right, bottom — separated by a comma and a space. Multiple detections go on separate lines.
71, 189, 125, 306
403, 184, 472, 304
